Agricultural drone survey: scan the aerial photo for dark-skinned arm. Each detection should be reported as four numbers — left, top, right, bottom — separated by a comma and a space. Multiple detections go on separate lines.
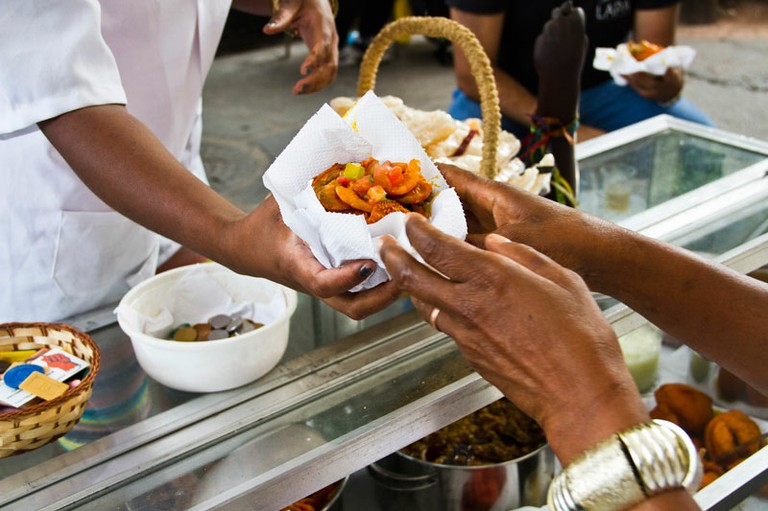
39, 104, 400, 318
380, 215, 699, 510
441, 163, 768, 397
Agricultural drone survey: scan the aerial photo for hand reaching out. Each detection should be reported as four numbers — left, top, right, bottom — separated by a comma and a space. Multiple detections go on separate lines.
379, 214, 647, 464
263, 0, 339, 95
437, 162, 615, 283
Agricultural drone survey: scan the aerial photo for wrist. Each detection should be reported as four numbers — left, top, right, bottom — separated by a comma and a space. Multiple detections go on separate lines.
548, 419, 702, 511
543, 377, 649, 466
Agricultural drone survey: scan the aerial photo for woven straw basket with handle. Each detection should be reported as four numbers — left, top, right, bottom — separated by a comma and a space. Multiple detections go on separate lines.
357, 16, 502, 180
0, 322, 101, 458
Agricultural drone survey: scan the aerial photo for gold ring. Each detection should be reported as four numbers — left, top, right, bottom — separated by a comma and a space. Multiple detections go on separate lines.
429, 307, 441, 331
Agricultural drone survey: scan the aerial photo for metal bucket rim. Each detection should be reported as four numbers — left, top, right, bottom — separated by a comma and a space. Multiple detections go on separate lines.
395, 441, 550, 470
320, 476, 349, 511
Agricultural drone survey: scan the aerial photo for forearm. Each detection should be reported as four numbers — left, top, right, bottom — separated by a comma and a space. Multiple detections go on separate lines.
588, 224, 768, 394
634, 5, 679, 46
38, 104, 257, 271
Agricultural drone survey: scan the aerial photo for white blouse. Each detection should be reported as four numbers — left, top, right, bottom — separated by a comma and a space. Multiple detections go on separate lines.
0, 0, 231, 322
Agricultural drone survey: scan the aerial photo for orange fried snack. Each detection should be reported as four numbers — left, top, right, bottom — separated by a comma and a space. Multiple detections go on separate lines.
705, 409, 762, 469
650, 383, 714, 438
281, 482, 340, 511
650, 383, 766, 490
628, 39, 664, 61
700, 459, 725, 488
312, 157, 433, 224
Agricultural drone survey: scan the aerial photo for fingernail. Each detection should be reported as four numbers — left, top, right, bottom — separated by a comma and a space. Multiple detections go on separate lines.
266, 21, 277, 27
306, 65, 314, 74
298, 84, 306, 94
359, 265, 373, 279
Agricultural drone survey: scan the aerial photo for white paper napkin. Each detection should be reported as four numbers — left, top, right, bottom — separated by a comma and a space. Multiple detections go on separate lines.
116, 266, 286, 337
263, 91, 468, 291
593, 44, 696, 86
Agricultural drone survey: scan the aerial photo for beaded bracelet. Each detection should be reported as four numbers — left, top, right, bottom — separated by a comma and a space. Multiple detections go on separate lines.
547, 419, 703, 511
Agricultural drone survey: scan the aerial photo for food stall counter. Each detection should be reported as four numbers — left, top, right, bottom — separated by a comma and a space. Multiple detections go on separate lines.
2, 116, 768, 510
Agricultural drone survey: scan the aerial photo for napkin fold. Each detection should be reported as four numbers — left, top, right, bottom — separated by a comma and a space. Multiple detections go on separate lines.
594, 44, 696, 86
263, 91, 467, 291
116, 266, 286, 337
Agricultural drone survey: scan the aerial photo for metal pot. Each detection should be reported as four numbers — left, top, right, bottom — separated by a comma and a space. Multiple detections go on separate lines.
369, 443, 555, 511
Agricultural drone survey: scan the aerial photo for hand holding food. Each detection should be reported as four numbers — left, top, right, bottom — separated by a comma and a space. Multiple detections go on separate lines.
264, 92, 467, 293
593, 39, 695, 86
379, 214, 648, 466
438, 162, 609, 282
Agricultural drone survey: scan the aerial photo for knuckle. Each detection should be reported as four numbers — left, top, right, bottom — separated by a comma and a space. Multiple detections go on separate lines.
415, 234, 443, 264
392, 264, 419, 292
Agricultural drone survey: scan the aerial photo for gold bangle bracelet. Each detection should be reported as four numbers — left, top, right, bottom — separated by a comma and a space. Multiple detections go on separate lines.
548, 419, 702, 511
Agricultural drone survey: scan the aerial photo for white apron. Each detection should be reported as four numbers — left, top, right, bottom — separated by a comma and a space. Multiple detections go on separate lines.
0, 0, 232, 322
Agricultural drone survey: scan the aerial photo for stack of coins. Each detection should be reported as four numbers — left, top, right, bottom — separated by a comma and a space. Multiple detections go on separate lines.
169, 314, 263, 342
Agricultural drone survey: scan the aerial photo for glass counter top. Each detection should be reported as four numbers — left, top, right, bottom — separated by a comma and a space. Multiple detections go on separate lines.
576, 115, 768, 223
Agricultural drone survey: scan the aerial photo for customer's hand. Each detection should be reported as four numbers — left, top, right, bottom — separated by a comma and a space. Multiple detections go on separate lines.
624, 67, 684, 104
438, 162, 619, 286
379, 214, 648, 465
231, 196, 401, 320
264, 0, 339, 95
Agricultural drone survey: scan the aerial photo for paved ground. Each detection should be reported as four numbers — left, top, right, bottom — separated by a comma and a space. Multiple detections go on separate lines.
201, 5, 768, 207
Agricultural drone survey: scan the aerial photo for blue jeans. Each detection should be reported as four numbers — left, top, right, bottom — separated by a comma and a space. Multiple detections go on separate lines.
448, 81, 715, 140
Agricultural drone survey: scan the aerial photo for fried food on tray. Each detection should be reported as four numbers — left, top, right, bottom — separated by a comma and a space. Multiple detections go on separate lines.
280, 481, 341, 511
650, 383, 765, 488
312, 157, 432, 224
705, 409, 762, 468
628, 39, 664, 61
650, 383, 714, 437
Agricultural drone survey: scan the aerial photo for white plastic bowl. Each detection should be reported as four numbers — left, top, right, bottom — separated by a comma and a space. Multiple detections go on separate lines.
116, 263, 297, 392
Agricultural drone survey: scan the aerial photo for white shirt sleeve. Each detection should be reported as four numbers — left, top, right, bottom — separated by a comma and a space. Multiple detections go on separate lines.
0, 0, 127, 135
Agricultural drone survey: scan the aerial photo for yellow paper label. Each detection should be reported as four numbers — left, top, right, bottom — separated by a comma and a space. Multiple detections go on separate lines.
18, 372, 69, 401
0, 350, 37, 364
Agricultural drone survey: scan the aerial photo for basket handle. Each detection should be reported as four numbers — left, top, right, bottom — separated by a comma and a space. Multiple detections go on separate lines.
357, 16, 501, 180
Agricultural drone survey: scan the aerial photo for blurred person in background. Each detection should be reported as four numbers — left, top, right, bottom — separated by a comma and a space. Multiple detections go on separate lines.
446, 0, 714, 142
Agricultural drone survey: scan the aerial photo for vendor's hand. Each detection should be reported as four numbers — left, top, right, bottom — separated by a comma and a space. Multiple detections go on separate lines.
438, 162, 615, 283
624, 67, 683, 103
379, 214, 648, 465
264, 0, 338, 95
232, 196, 401, 320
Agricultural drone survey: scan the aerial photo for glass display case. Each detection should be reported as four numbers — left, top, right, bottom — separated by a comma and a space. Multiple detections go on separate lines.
3, 115, 768, 510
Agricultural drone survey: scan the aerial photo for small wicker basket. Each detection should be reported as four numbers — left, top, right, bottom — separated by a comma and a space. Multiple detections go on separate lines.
357, 16, 502, 180
0, 322, 101, 458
